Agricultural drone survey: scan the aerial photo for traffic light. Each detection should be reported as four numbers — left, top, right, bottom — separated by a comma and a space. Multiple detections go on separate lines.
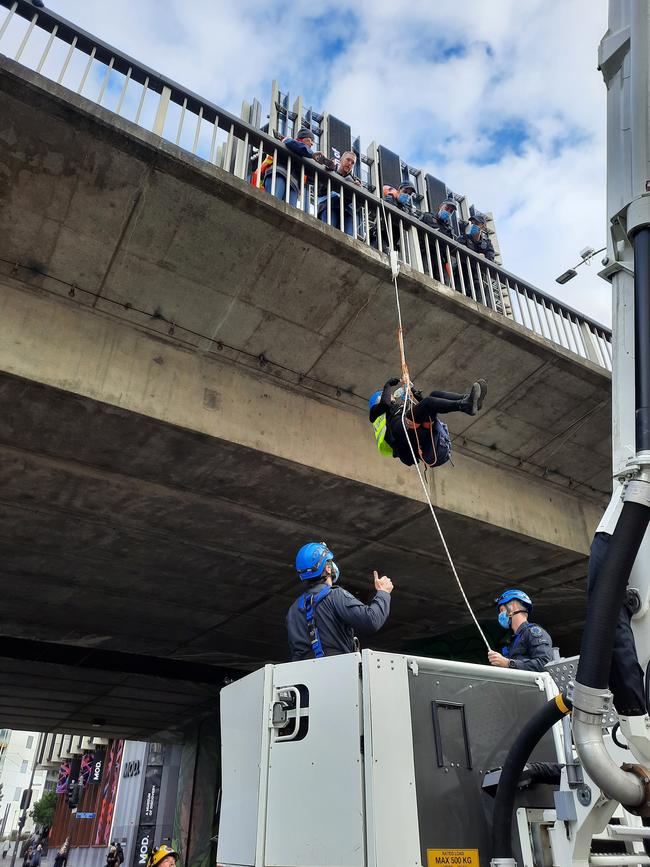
67, 780, 81, 810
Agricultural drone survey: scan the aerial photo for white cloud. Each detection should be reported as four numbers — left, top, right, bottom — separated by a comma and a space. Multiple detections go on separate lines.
47, 0, 612, 324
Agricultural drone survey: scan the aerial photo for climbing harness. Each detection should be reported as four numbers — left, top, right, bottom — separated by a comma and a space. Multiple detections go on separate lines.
298, 585, 332, 658
379, 199, 491, 651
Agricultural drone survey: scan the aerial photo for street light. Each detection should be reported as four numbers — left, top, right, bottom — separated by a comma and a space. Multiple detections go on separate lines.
555, 246, 607, 284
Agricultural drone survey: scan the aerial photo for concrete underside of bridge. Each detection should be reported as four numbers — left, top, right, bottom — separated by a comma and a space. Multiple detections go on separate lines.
0, 57, 612, 740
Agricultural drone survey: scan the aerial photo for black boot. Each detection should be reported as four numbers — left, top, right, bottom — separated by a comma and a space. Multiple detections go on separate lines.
461, 380, 487, 415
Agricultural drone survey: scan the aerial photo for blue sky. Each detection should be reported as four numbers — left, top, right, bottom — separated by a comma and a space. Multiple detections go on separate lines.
39, 0, 611, 324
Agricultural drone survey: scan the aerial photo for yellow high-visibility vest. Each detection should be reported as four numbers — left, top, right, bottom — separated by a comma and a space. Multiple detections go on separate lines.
372, 413, 394, 457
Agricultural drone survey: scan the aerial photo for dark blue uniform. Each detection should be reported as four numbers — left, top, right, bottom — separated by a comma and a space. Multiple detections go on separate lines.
286, 582, 391, 661
459, 221, 496, 261
504, 621, 553, 672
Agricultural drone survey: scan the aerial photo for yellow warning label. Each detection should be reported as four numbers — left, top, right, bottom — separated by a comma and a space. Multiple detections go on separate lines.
427, 849, 479, 867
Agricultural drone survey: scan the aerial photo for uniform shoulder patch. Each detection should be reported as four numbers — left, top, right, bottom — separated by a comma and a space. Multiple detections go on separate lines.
529, 625, 543, 637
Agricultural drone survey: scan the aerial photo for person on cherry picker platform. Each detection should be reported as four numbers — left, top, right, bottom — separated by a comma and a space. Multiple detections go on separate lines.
368, 376, 487, 468
487, 589, 553, 672
286, 542, 393, 661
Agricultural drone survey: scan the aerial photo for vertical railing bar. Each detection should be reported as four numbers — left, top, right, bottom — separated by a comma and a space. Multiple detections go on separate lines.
551, 304, 567, 348
270, 147, 277, 196
456, 249, 467, 296
57, 34, 77, 84
222, 121, 235, 169
284, 154, 292, 203
339, 180, 345, 232
591, 328, 608, 367
134, 75, 149, 125
115, 66, 132, 115
485, 266, 497, 310
507, 281, 523, 325
543, 301, 560, 345
504, 279, 518, 322
0, 3, 18, 42
399, 219, 407, 263
152, 84, 171, 136
240, 130, 250, 181
313, 167, 318, 218
14, 12, 37, 62
573, 315, 590, 358
175, 97, 188, 145
597, 331, 609, 367
364, 201, 371, 246
434, 238, 444, 286
464, 253, 477, 300
191, 106, 203, 154
299, 161, 306, 211
475, 261, 487, 307
254, 138, 263, 188
352, 191, 358, 238
36, 23, 58, 73
424, 234, 433, 278
532, 294, 548, 338
77, 46, 97, 95
521, 287, 537, 332
558, 307, 571, 350
208, 116, 219, 163
326, 176, 332, 225
539, 297, 555, 341
446, 246, 457, 292
375, 204, 382, 251
97, 56, 114, 106
493, 271, 507, 315
603, 335, 613, 366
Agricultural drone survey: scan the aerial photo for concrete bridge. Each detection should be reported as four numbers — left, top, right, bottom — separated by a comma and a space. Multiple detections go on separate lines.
0, 17, 612, 743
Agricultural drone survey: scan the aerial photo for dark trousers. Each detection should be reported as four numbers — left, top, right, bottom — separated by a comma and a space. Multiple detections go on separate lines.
387, 391, 463, 466
588, 531, 647, 715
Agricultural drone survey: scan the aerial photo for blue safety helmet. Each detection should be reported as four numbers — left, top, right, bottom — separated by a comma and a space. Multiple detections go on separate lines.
368, 390, 383, 411
295, 542, 339, 583
495, 589, 533, 613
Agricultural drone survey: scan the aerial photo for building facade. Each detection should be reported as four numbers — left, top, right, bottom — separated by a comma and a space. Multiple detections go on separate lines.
0, 730, 46, 839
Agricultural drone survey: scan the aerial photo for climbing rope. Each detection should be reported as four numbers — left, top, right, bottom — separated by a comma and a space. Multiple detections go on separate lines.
380, 197, 491, 651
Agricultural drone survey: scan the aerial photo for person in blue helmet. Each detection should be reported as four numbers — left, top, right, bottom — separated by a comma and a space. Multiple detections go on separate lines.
286, 541, 393, 661
368, 376, 487, 467
487, 589, 553, 671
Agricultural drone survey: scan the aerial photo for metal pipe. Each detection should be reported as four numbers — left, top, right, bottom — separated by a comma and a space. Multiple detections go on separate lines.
634, 228, 650, 451
572, 711, 645, 805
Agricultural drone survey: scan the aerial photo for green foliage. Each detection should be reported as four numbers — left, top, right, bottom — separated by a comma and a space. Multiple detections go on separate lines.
30, 791, 57, 829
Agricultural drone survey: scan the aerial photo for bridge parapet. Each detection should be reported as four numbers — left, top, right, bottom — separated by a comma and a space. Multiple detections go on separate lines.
0, 0, 612, 370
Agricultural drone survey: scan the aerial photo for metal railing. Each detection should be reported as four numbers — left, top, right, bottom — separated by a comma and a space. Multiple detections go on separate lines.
0, 0, 613, 371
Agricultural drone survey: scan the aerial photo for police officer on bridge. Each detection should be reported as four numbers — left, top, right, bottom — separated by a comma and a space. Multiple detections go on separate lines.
286, 542, 393, 660
487, 589, 553, 672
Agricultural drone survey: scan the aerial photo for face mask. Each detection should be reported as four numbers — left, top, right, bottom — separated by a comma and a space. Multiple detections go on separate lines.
393, 386, 407, 402
330, 562, 339, 583
398, 193, 412, 206
438, 209, 451, 222
498, 611, 510, 629
468, 223, 481, 238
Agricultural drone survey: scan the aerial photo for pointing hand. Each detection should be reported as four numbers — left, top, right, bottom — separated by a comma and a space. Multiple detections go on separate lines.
374, 570, 394, 594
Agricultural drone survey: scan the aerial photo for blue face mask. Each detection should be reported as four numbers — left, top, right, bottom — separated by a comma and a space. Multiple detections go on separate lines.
498, 611, 510, 629
438, 209, 451, 222
398, 193, 412, 206
330, 562, 340, 583
468, 223, 481, 238
393, 386, 407, 402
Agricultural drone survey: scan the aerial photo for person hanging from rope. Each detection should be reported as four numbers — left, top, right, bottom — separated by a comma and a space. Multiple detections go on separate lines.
368, 376, 487, 467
